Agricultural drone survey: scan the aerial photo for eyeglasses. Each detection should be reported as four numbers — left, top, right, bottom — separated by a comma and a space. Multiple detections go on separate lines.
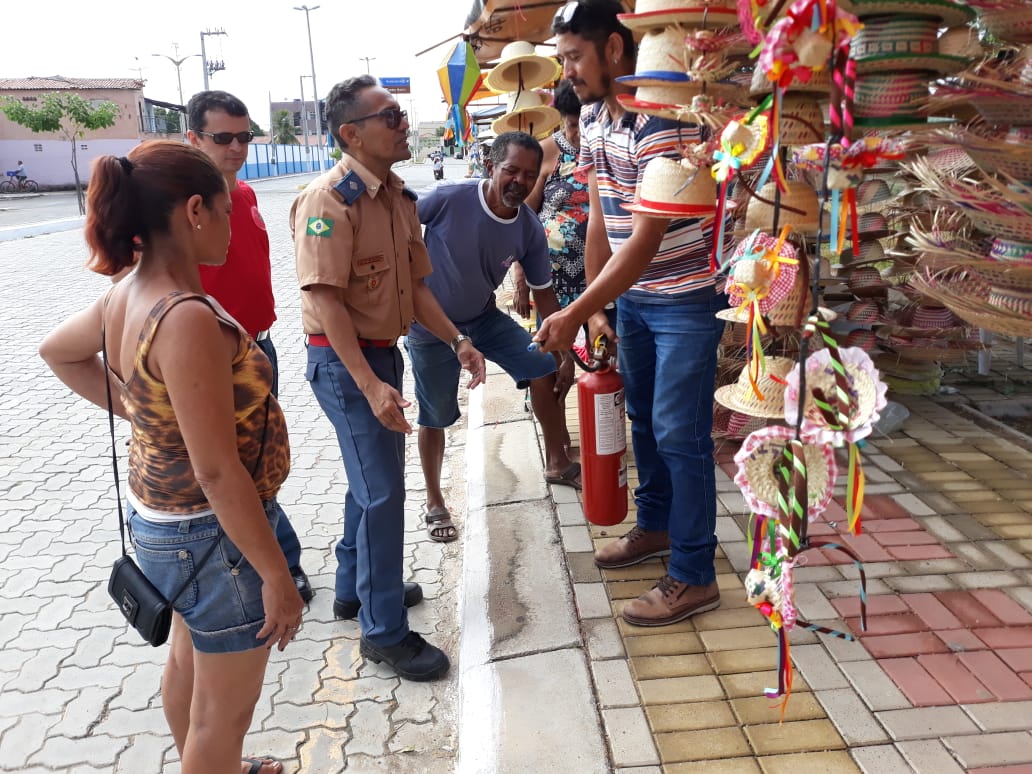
344, 107, 408, 130
197, 130, 255, 145
553, 0, 583, 27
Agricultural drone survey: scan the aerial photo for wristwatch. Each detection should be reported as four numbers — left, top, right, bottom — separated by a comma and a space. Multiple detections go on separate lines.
450, 334, 472, 353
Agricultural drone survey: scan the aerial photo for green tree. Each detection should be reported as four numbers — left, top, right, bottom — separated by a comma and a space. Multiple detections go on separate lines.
152, 106, 182, 134
272, 110, 298, 144
1, 92, 119, 214
249, 118, 266, 137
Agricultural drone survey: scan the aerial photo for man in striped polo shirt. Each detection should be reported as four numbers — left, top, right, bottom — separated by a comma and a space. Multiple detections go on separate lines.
536, 0, 730, 627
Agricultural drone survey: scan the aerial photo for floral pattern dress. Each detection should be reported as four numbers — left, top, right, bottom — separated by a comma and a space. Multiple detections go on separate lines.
538, 131, 589, 308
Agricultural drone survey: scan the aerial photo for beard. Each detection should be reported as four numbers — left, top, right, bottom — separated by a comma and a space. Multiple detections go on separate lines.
501, 186, 528, 208
570, 73, 611, 105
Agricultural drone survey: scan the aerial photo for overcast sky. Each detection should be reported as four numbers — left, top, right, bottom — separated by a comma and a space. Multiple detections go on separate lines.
6, 0, 483, 130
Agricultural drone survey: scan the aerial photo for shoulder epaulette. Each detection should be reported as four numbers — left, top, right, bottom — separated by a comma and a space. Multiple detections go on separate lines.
332, 171, 367, 205
402, 186, 418, 201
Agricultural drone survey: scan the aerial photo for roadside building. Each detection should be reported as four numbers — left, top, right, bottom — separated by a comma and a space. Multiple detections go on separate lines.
0, 76, 184, 186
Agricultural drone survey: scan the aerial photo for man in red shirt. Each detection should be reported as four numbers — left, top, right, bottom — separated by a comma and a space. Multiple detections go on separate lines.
188, 90, 313, 605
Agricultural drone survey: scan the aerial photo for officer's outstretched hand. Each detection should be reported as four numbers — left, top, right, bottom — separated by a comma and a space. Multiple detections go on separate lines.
364, 380, 413, 433
457, 341, 487, 389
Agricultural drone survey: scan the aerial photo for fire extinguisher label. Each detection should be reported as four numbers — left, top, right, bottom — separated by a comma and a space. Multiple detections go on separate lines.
594, 389, 627, 456
618, 453, 628, 488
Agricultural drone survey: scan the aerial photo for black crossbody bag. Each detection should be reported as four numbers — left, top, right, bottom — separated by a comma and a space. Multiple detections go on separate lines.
100, 321, 226, 646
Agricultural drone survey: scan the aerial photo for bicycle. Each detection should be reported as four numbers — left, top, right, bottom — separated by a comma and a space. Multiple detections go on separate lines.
0, 171, 39, 193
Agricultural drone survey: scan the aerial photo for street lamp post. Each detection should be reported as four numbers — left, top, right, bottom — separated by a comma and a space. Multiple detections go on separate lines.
359, 56, 376, 74
294, 5, 323, 171
152, 47, 200, 106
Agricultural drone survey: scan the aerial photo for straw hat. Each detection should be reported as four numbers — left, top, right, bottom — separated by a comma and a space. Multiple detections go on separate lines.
617, 0, 739, 31
715, 356, 796, 418
850, 16, 968, 75
937, 27, 984, 60
846, 299, 884, 324
491, 90, 560, 140
979, 4, 1032, 45
848, 266, 889, 298
779, 94, 825, 146
739, 180, 821, 235
844, 328, 879, 353
725, 230, 800, 313
712, 405, 767, 439
783, 346, 888, 445
838, 0, 975, 28
749, 61, 832, 96
483, 42, 561, 93
853, 73, 929, 127
622, 157, 717, 217
733, 425, 839, 521
836, 239, 887, 270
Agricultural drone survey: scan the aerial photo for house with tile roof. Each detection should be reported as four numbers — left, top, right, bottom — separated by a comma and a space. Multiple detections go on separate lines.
0, 76, 184, 186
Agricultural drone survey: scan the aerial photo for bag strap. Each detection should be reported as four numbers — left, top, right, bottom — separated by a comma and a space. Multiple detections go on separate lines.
101, 302, 245, 607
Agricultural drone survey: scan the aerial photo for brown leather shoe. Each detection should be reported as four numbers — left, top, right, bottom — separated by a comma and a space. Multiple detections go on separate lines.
622, 575, 720, 627
594, 525, 671, 569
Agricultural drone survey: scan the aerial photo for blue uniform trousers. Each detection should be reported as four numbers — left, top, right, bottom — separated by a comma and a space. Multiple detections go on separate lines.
305, 343, 409, 646
255, 335, 303, 570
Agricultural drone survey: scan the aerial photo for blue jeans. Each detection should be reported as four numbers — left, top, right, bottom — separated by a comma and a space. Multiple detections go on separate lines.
256, 335, 302, 570
128, 501, 279, 653
617, 292, 728, 586
305, 343, 409, 646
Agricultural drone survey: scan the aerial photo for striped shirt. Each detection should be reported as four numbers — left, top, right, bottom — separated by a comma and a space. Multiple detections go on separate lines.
579, 103, 719, 299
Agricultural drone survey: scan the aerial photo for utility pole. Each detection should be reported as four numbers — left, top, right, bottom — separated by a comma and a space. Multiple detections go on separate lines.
199, 28, 227, 89
359, 56, 376, 74
299, 75, 312, 172
293, 6, 323, 170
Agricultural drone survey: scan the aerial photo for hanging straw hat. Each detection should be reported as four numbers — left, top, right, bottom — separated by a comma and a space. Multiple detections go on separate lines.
779, 94, 826, 146
838, 0, 975, 28
738, 180, 821, 236
979, 3, 1032, 45
749, 65, 831, 96
853, 73, 930, 128
733, 425, 839, 521
783, 346, 888, 446
715, 356, 796, 418
617, 0, 739, 31
725, 230, 800, 312
483, 42, 561, 93
848, 266, 889, 298
935, 124, 1032, 182
937, 27, 984, 60
622, 156, 718, 217
850, 16, 968, 75
491, 90, 560, 140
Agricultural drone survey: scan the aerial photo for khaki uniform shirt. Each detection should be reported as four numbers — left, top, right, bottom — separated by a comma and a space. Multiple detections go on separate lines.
291, 156, 433, 339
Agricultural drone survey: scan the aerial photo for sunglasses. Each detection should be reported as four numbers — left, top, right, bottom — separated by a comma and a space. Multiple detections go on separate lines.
345, 107, 408, 130
197, 130, 255, 145
553, 0, 583, 27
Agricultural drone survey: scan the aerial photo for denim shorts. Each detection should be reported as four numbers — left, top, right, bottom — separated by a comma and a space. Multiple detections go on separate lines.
405, 306, 557, 428
127, 500, 279, 654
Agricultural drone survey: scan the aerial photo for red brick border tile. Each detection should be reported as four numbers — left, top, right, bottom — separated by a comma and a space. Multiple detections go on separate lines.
879, 657, 953, 706
916, 653, 995, 704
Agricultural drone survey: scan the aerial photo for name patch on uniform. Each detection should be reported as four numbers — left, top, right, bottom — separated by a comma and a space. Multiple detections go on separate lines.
306, 217, 335, 237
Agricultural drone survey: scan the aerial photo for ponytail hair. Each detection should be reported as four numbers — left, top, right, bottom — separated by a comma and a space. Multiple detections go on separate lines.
84, 140, 226, 275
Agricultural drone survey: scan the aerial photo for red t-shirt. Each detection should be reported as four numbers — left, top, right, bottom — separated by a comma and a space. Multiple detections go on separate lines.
199, 180, 276, 337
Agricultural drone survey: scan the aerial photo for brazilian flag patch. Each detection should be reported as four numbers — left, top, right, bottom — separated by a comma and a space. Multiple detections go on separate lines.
306, 217, 334, 237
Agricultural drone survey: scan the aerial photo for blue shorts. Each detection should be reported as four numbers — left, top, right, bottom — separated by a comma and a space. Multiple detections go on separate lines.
127, 500, 279, 654
405, 307, 557, 428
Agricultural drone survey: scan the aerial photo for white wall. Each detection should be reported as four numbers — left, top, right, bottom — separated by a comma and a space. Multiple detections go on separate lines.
0, 139, 137, 187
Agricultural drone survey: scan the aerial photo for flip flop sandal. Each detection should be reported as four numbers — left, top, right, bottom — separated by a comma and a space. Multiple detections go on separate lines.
243, 756, 281, 774
545, 462, 582, 491
425, 505, 459, 543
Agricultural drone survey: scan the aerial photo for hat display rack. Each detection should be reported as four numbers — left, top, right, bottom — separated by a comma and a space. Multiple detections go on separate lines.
487, 41, 562, 139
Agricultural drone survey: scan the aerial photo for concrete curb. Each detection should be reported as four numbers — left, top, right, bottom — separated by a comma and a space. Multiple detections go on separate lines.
457, 369, 609, 774
0, 216, 84, 242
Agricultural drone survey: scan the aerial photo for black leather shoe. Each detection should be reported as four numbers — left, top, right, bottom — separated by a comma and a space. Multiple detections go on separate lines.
290, 566, 314, 604
333, 582, 423, 620
359, 631, 450, 681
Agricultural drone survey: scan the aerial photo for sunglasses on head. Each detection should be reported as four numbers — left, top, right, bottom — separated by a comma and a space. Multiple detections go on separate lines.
553, 0, 584, 27
345, 107, 408, 130
198, 130, 255, 145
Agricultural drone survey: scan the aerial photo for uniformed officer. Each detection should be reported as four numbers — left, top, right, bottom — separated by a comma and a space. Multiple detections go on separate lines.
291, 75, 486, 681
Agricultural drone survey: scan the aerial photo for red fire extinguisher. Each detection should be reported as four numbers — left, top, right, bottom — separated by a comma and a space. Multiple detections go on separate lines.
576, 337, 628, 526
